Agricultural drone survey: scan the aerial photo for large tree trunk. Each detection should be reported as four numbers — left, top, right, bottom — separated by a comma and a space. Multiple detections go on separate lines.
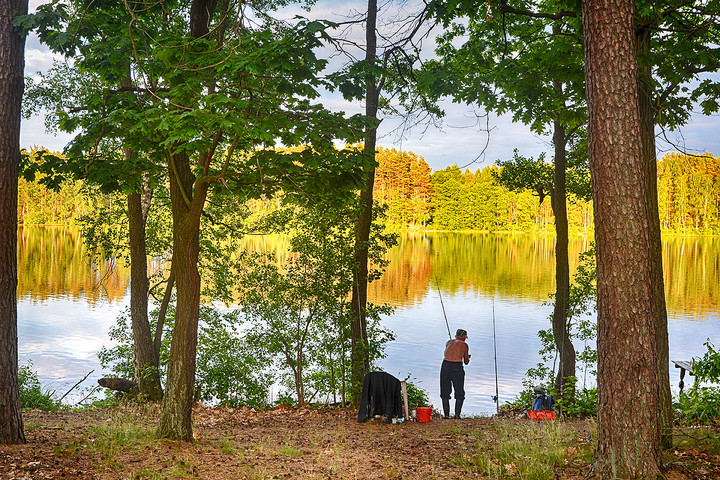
127, 179, 163, 401
156, 150, 208, 441
582, 0, 662, 476
637, 25, 673, 450
0, 0, 28, 445
550, 115, 575, 403
350, 0, 379, 404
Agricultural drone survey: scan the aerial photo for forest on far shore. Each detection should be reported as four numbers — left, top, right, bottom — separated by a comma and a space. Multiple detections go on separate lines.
18, 148, 720, 235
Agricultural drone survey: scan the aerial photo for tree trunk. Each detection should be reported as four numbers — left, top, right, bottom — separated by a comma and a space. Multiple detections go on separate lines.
637, 25, 673, 450
550, 115, 576, 403
155, 260, 175, 356
0, 0, 28, 445
350, 0, 379, 404
156, 0, 215, 441
121, 64, 162, 401
156, 150, 208, 441
582, 0, 662, 476
127, 178, 163, 401
295, 358, 304, 405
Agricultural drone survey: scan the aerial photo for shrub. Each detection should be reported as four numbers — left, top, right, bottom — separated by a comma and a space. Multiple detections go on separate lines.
560, 387, 597, 417
674, 339, 720, 424
99, 305, 271, 409
19, 362, 60, 411
405, 379, 430, 410
674, 387, 720, 424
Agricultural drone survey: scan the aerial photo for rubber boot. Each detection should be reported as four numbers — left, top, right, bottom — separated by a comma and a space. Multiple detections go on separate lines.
454, 399, 464, 419
442, 399, 450, 419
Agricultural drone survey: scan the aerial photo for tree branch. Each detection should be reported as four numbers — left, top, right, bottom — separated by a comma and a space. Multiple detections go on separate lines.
498, 0, 577, 20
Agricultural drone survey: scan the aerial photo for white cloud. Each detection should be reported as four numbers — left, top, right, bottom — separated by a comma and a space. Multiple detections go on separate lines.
21, 114, 73, 152
25, 48, 64, 76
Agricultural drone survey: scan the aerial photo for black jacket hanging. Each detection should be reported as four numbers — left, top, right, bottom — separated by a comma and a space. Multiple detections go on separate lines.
357, 371, 403, 423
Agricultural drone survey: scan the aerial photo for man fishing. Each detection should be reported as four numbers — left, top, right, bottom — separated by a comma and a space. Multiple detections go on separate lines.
440, 328, 471, 419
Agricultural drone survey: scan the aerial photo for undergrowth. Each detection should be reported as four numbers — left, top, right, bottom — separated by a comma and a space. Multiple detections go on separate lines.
19, 362, 60, 411
452, 420, 594, 480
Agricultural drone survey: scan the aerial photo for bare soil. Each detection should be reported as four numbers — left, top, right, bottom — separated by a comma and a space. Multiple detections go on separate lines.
1, 405, 718, 479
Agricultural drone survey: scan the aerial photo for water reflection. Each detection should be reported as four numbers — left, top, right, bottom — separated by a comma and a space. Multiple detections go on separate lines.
16, 228, 720, 412
18, 227, 129, 304
663, 236, 720, 317
371, 232, 593, 306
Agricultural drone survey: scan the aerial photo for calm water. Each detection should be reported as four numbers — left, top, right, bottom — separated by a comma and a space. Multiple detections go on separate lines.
17, 228, 720, 414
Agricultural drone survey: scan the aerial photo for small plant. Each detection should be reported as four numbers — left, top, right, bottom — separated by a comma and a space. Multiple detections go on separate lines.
18, 362, 60, 411
404, 378, 430, 410
90, 422, 155, 468
561, 387, 597, 417
218, 438, 237, 454
53, 441, 85, 457
131, 469, 164, 479
674, 387, 720, 424
674, 340, 720, 424
163, 457, 196, 478
692, 340, 720, 383
272, 445, 303, 457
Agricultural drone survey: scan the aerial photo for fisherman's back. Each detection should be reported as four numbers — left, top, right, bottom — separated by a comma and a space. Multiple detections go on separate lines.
444, 338, 470, 364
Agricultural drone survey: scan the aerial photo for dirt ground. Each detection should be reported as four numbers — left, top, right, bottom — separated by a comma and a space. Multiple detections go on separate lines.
1, 405, 719, 479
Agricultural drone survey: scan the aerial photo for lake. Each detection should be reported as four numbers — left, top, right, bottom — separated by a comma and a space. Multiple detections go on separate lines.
17, 227, 720, 414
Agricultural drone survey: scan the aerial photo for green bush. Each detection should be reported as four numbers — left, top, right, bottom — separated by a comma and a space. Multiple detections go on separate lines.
674, 339, 720, 424
560, 387, 597, 417
674, 387, 720, 424
692, 340, 720, 383
99, 305, 272, 409
19, 362, 60, 411
405, 379, 430, 410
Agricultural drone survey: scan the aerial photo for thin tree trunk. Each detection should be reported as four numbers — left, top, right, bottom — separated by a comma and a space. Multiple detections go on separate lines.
550, 115, 576, 404
350, 0, 379, 404
637, 24, 673, 450
295, 360, 304, 405
154, 260, 175, 356
121, 64, 162, 400
0, 0, 28, 445
582, 0, 662, 476
127, 182, 163, 400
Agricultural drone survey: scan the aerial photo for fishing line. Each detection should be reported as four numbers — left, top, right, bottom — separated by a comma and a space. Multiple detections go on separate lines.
434, 274, 452, 339
492, 296, 500, 414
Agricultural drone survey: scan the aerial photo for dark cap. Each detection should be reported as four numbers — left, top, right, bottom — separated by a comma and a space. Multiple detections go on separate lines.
456, 329, 468, 338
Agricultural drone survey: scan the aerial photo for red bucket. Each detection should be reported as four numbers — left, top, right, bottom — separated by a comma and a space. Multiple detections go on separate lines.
417, 407, 432, 423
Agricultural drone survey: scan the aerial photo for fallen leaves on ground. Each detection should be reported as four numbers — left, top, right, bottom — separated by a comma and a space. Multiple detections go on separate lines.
0, 405, 717, 479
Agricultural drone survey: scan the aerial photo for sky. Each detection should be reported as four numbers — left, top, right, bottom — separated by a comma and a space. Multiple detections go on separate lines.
20, 0, 720, 173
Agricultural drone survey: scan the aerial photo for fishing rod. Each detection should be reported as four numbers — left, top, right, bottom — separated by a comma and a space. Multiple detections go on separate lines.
434, 274, 452, 339
491, 297, 500, 414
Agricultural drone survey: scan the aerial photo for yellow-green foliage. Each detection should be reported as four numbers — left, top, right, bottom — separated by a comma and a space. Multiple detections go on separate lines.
658, 152, 720, 234
19, 149, 103, 226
